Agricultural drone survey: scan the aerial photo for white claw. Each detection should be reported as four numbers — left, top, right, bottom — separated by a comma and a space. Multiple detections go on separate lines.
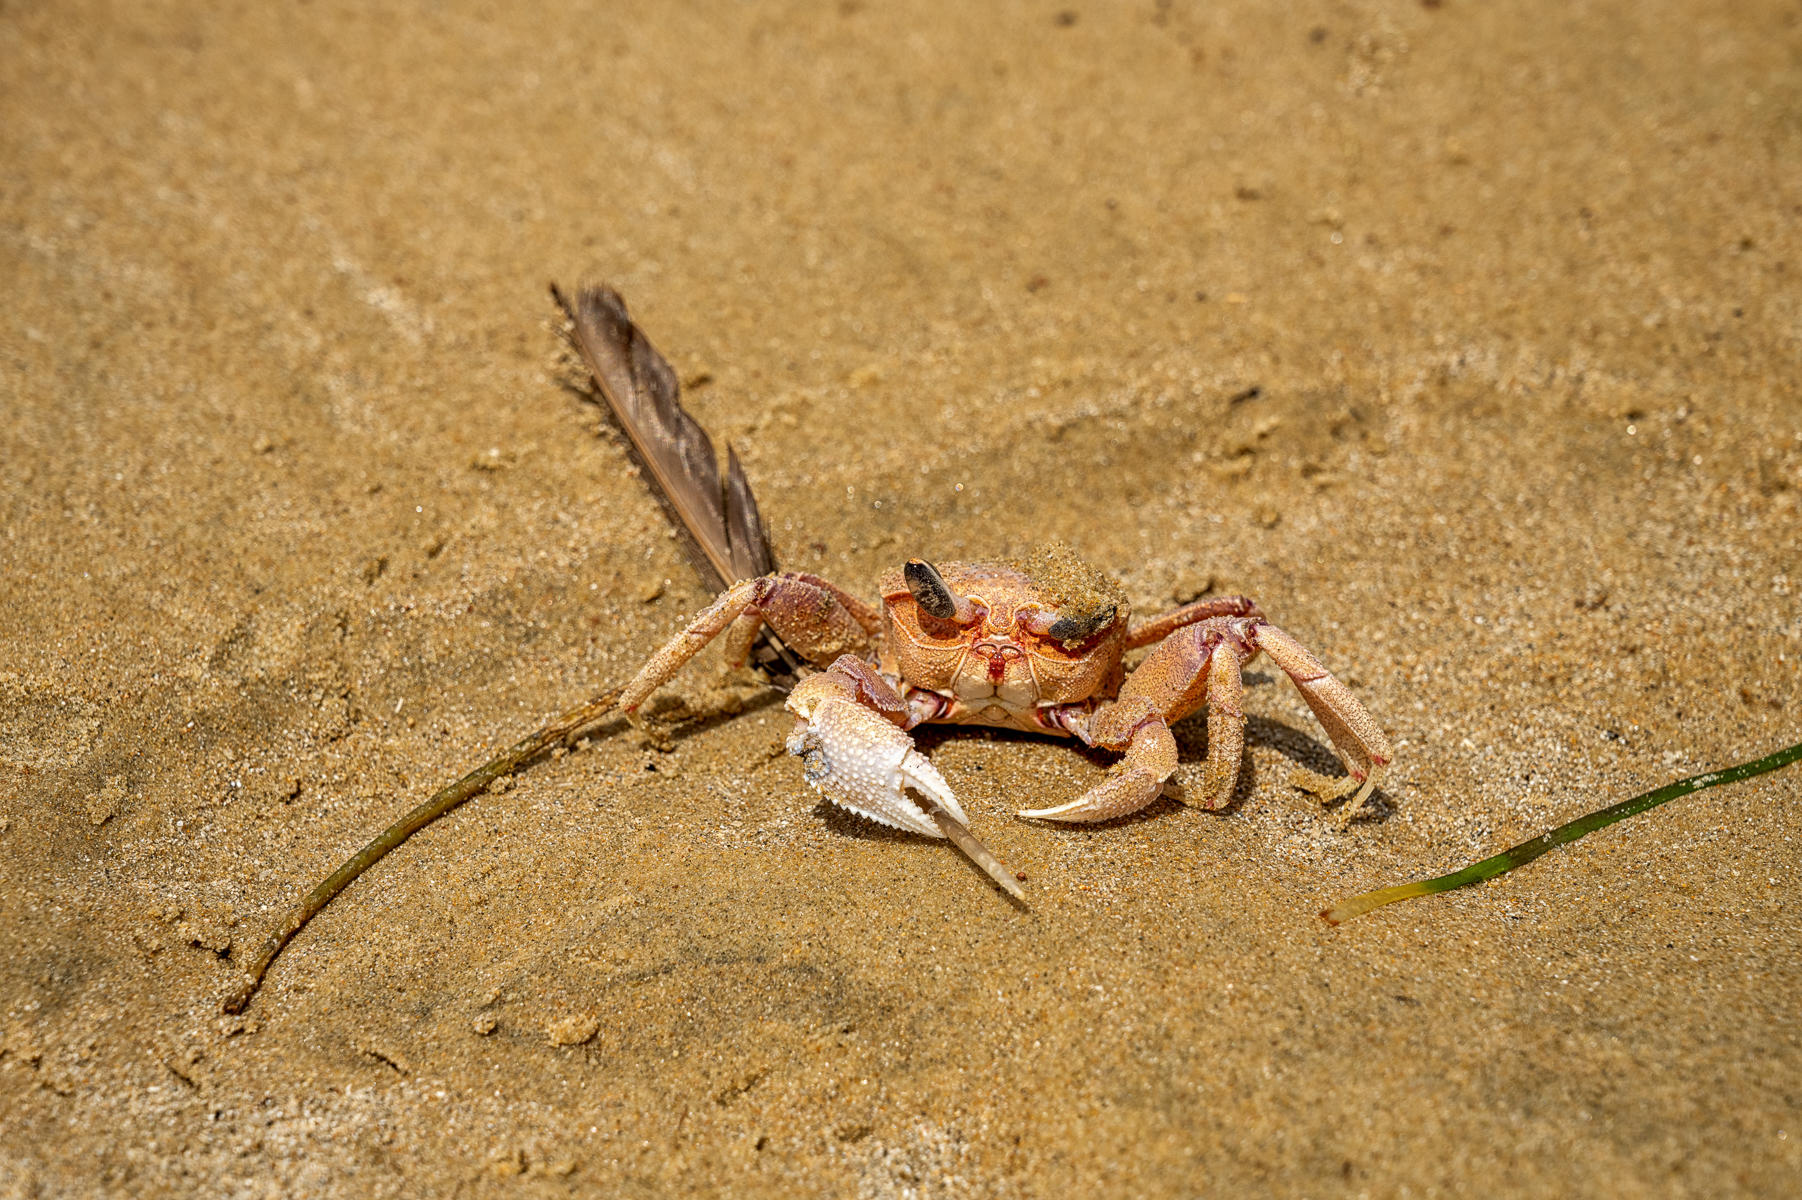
786, 697, 970, 837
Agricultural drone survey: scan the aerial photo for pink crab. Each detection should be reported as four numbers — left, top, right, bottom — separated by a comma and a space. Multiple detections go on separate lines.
619, 543, 1392, 895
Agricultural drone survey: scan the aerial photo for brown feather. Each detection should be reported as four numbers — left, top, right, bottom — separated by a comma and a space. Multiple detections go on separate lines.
724, 444, 777, 581
551, 283, 799, 686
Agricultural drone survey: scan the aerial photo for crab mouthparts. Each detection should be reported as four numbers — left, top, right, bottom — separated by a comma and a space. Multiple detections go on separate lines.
974, 641, 1023, 684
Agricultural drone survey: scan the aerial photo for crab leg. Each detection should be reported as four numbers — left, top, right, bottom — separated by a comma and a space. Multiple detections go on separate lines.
1019, 617, 1245, 822
1194, 642, 1247, 810
619, 573, 879, 718
1024, 615, 1391, 824
1249, 623, 1392, 821
1126, 594, 1263, 650
1017, 696, 1180, 822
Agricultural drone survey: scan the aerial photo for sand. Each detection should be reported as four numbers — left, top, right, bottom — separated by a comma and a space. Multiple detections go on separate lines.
3, 0, 1800, 1194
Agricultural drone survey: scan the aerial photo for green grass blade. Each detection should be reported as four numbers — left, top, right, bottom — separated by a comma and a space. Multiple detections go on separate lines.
1322, 739, 1802, 926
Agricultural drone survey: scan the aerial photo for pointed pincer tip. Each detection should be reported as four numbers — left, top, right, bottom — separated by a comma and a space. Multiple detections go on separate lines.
925, 804, 1027, 900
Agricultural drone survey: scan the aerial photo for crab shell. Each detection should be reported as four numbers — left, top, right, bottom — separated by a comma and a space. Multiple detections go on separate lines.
875, 562, 1129, 729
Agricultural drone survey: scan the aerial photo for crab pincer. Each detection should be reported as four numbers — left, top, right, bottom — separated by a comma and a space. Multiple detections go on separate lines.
784, 667, 1025, 898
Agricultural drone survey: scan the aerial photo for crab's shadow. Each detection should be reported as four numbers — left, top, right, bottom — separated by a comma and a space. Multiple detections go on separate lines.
638, 687, 788, 746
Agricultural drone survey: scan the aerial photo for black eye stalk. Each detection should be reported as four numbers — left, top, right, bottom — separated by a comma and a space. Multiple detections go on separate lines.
1046, 605, 1117, 642
905, 559, 977, 625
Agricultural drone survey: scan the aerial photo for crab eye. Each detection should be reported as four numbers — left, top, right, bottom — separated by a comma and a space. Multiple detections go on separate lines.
1046, 604, 1117, 642
904, 559, 976, 625
1016, 603, 1118, 647
1014, 603, 1118, 647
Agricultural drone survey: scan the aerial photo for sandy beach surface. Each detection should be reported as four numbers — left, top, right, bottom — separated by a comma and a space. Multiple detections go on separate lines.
4, 1, 1800, 1194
